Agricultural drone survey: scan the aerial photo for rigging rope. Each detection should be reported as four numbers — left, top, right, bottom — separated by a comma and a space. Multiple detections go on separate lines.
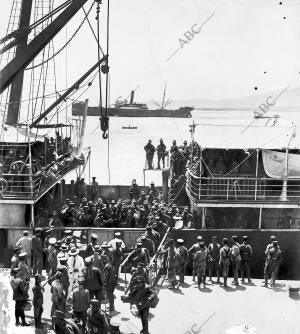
25, 2, 94, 70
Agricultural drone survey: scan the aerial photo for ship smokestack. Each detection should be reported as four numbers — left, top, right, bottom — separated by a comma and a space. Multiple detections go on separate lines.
130, 90, 134, 104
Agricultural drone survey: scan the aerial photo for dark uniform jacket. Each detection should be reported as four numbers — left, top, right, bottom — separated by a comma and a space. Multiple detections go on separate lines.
10, 277, 28, 301
87, 308, 110, 333
32, 235, 44, 257
32, 284, 43, 306
103, 263, 116, 288
84, 266, 103, 291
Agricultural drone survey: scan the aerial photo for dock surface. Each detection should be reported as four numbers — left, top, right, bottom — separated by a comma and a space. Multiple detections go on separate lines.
0, 269, 299, 334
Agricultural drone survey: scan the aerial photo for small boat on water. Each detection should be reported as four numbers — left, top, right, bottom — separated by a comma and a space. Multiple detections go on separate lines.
122, 125, 137, 130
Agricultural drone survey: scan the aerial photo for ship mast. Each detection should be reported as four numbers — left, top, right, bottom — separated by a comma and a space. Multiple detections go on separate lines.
6, 0, 33, 126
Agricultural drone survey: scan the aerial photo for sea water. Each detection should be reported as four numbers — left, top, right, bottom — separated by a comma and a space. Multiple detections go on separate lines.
70, 109, 297, 186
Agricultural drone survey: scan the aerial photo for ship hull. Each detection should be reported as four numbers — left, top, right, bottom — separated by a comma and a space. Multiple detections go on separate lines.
72, 103, 192, 118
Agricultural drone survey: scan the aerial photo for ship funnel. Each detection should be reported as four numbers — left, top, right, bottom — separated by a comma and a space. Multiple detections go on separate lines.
130, 90, 135, 104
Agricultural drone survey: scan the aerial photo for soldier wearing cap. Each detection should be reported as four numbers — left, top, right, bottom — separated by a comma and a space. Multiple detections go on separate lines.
109, 238, 123, 281
176, 239, 188, 283
240, 236, 253, 284
32, 274, 44, 328
86, 233, 99, 258
138, 235, 155, 257
51, 272, 65, 324
128, 242, 150, 268
57, 243, 70, 262
188, 236, 204, 281
143, 225, 160, 250
219, 238, 231, 287
16, 230, 32, 274
90, 176, 99, 202
194, 241, 208, 288
53, 309, 79, 334
147, 182, 159, 198
163, 239, 181, 289
68, 247, 85, 282
83, 256, 104, 301
72, 276, 90, 329
32, 227, 44, 276
87, 299, 110, 334
129, 179, 140, 201
264, 240, 282, 287
10, 267, 30, 326
11, 245, 22, 274
18, 252, 30, 287
91, 244, 104, 273
156, 138, 167, 169
230, 236, 241, 286
208, 236, 221, 284
103, 255, 116, 311
57, 256, 70, 301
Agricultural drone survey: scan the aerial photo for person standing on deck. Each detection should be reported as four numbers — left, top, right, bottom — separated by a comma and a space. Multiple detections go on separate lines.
156, 138, 167, 169
208, 236, 221, 284
188, 236, 203, 281
219, 238, 231, 287
32, 274, 44, 328
103, 255, 117, 312
194, 242, 208, 289
176, 239, 188, 283
230, 235, 241, 286
16, 231, 32, 275
86, 233, 99, 258
83, 256, 103, 301
263, 240, 282, 287
11, 245, 22, 274
144, 140, 156, 169
32, 228, 44, 276
164, 239, 181, 289
240, 236, 253, 284
129, 179, 141, 201
50, 272, 65, 326
10, 267, 30, 327
90, 176, 99, 202
72, 276, 90, 330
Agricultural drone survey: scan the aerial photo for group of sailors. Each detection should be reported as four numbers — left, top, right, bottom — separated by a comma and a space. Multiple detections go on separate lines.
10, 223, 282, 333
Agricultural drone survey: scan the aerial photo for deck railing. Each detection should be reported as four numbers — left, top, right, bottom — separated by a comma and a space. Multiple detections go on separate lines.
186, 168, 300, 202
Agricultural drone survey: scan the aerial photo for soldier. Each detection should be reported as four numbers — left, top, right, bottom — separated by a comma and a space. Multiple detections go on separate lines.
147, 182, 159, 198
87, 299, 110, 334
128, 242, 150, 268
32, 227, 44, 276
164, 239, 181, 289
156, 138, 167, 169
143, 225, 160, 250
188, 236, 203, 281
16, 230, 32, 275
208, 236, 220, 284
240, 236, 253, 284
11, 245, 22, 274
144, 139, 156, 169
195, 242, 208, 288
57, 244, 70, 261
103, 255, 116, 312
53, 310, 80, 334
18, 252, 30, 290
110, 239, 123, 281
72, 276, 90, 330
92, 244, 104, 273
32, 274, 44, 328
10, 267, 30, 327
138, 235, 155, 257
129, 179, 140, 201
176, 239, 188, 283
51, 272, 65, 324
230, 235, 241, 286
219, 238, 231, 287
57, 256, 70, 305
264, 240, 282, 287
86, 233, 99, 257
83, 257, 103, 300
90, 176, 99, 202
170, 140, 177, 155
180, 140, 190, 159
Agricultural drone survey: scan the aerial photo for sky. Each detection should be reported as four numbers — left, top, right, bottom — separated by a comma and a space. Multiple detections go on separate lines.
0, 0, 300, 107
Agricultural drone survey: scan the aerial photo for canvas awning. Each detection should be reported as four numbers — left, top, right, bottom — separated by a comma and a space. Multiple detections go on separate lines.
193, 123, 299, 149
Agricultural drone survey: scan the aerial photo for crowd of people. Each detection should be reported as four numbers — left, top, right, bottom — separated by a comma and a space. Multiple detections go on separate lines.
34, 178, 193, 230
9, 225, 282, 333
